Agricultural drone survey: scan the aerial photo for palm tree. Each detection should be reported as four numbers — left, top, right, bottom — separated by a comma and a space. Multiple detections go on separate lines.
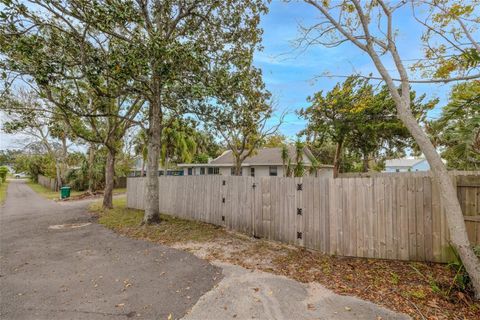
133, 130, 148, 176
280, 141, 309, 177
281, 144, 289, 177
293, 140, 305, 177
160, 119, 197, 173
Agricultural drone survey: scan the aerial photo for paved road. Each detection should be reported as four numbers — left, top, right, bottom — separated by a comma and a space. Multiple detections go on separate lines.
0, 180, 221, 320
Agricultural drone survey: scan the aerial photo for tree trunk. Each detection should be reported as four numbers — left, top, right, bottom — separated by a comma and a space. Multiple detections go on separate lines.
60, 133, 68, 183
364, 37, 480, 298
234, 157, 242, 176
333, 140, 343, 178
55, 162, 62, 192
396, 99, 480, 298
362, 153, 369, 172
87, 144, 95, 194
143, 100, 162, 224
102, 149, 115, 209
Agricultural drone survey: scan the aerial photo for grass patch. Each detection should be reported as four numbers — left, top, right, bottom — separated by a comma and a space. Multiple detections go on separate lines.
0, 179, 9, 204
89, 197, 227, 245
113, 187, 127, 194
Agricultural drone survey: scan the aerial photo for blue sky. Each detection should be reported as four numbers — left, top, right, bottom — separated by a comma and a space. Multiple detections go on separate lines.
255, 1, 456, 138
0, 1, 460, 149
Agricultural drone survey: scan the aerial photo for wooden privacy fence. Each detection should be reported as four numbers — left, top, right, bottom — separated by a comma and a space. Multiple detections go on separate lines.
38, 175, 58, 191
127, 173, 480, 263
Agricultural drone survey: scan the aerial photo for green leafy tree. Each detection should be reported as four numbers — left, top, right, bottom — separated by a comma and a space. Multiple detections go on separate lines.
300, 77, 435, 175
133, 130, 148, 177
65, 151, 106, 192
200, 67, 282, 175
190, 129, 223, 163
0, 150, 22, 166
433, 81, 480, 170
298, 76, 372, 177
13, 153, 56, 182
1, 0, 268, 222
0, 5, 144, 207
0, 166, 8, 182
263, 134, 288, 148
1, 91, 71, 189
347, 85, 436, 171
411, 1, 480, 80
160, 118, 197, 169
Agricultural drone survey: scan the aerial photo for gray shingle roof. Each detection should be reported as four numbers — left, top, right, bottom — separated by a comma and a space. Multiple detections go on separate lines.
210, 146, 314, 166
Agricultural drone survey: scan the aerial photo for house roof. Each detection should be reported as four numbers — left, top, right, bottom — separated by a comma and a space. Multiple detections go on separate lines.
212, 146, 315, 166
385, 158, 426, 168
178, 146, 333, 168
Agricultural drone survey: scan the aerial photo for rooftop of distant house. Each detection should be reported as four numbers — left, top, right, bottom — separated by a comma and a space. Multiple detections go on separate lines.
385, 158, 427, 167
179, 146, 333, 168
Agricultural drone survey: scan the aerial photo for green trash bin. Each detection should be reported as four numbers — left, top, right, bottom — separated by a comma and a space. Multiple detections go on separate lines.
60, 186, 71, 199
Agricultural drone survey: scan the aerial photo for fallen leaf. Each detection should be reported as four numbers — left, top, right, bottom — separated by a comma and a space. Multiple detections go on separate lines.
115, 303, 125, 308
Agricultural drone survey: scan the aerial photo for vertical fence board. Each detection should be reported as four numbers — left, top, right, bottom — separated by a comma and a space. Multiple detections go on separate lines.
368, 179, 376, 257
398, 178, 409, 260
415, 177, 425, 261
407, 178, 417, 260
376, 177, 386, 259
424, 177, 433, 261
355, 178, 365, 257
385, 177, 395, 259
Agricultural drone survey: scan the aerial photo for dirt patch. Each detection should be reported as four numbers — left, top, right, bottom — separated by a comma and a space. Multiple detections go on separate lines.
89, 199, 480, 320
173, 238, 479, 320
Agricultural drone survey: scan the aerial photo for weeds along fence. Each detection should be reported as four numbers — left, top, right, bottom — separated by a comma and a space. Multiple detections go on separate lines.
126, 172, 480, 263
38, 175, 58, 191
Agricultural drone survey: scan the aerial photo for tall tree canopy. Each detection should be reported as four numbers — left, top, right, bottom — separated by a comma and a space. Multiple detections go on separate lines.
432, 80, 480, 170
1, 0, 268, 222
199, 66, 282, 175
299, 76, 436, 175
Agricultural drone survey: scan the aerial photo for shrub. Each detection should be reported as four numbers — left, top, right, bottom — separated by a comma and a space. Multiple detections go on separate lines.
0, 166, 8, 182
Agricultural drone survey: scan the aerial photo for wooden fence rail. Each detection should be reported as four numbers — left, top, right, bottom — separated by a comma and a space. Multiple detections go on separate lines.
38, 175, 58, 191
127, 173, 480, 263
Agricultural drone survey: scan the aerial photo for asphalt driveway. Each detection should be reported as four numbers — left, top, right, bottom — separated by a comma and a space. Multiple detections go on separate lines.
0, 180, 221, 319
